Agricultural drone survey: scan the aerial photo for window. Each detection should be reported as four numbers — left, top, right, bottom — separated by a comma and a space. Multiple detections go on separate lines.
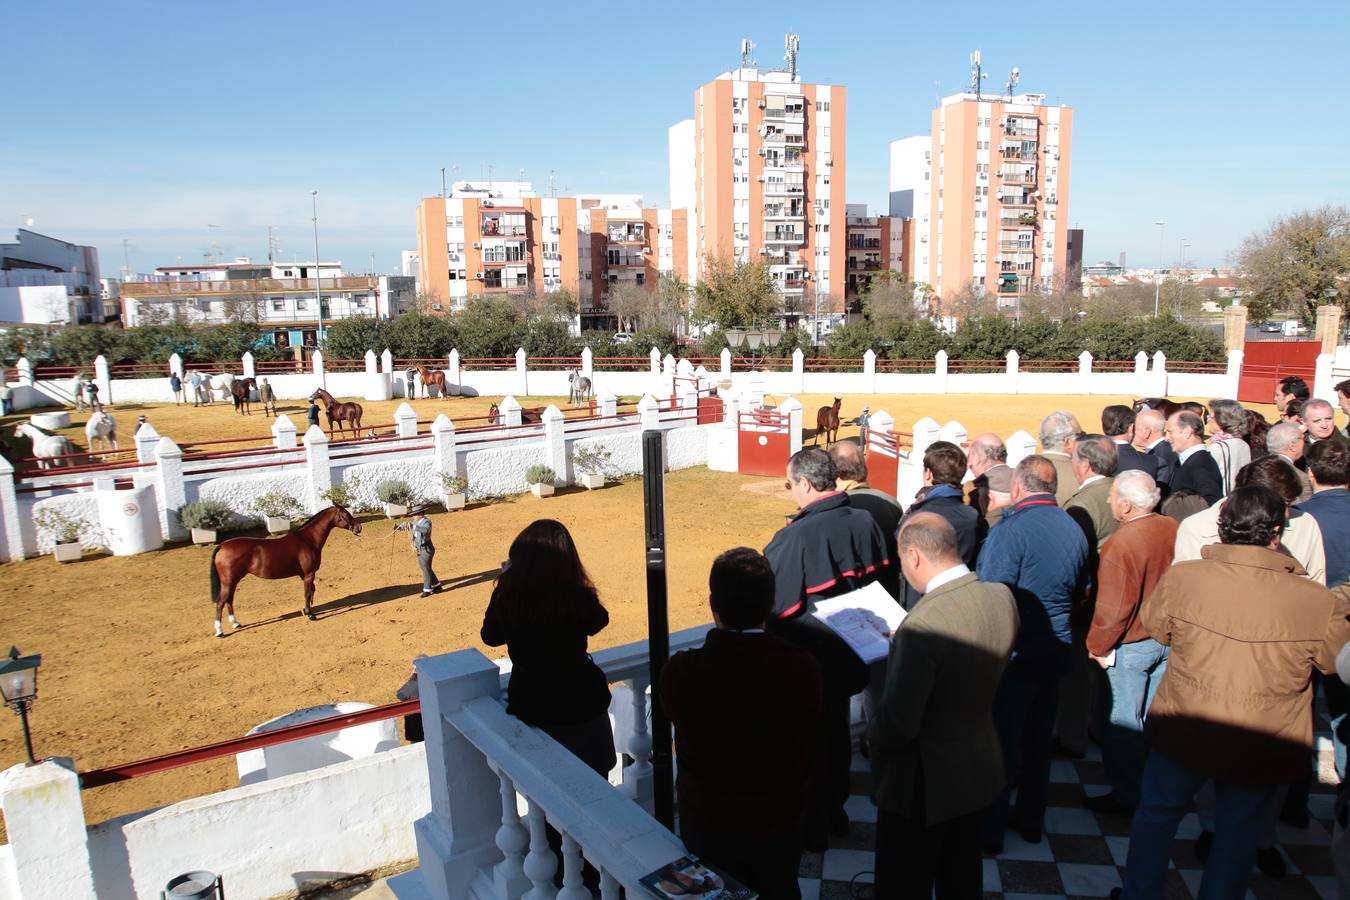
271, 299, 284, 311
449, 271, 458, 280
635, 273, 645, 286
296, 299, 307, 311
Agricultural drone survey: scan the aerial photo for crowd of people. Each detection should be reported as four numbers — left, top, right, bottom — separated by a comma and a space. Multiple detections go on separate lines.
478, 375, 1350, 899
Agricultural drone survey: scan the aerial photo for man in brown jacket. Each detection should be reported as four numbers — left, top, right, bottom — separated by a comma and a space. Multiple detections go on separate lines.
1120, 486, 1350, 900
1083, 470, 1175, 815
871, 513, 1018, 899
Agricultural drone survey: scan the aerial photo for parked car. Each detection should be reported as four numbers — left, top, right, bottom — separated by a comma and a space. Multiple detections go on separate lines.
1259, 321, 1281, 333
613, 333, 633, 345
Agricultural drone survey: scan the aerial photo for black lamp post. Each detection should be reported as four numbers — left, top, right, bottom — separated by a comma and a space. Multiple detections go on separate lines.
0, 647, 41, 765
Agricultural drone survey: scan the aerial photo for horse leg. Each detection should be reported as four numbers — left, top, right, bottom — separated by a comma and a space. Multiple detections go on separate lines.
215, 577, 236, 637
226, 597, 241, 631
302, 572, 317, 620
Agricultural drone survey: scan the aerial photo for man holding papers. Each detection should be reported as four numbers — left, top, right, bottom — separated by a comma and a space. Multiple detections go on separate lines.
870, 513, 1018, 899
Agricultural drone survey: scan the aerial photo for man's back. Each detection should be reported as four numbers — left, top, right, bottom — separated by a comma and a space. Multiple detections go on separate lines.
1044, 452, 1077, 506
1115, 442, 1160, 480
1170, 449, 1223, 504
976, 497, 1088, 671
1146, 440, 1178, 486
1296, 487, 1350, 586
1065, 477, 1119, 548
764, 492, 890, 618
846, 487, 904, 597
871, 573, 1018, 823
900, 487, 983, 610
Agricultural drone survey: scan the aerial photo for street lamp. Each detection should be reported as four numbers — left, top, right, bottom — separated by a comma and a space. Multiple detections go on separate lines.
311, 190, 324, 344
1153, 221, 1166, 317
0, 647, 42, 765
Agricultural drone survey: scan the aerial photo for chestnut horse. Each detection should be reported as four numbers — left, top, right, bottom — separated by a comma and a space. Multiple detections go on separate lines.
815, 397, 842, 445
208, 504, 362, 637
416, 365, 448, 399
488, 403, 545, 425
231, 377, 257, 415
309, 388, 364, 438
1132, 397, 1210, 426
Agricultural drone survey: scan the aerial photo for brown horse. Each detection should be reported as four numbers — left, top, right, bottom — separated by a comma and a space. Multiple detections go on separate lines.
488, 403, 545, 425
416, 365, 448, 399
1133, 397, 1210, 426
231, 377, 257, 415
815, 397, 842, 445
208, 504, 362, 637
309, 388, 364, 438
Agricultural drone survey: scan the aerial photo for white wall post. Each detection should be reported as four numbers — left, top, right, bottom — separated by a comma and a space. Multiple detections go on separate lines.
17, 356, 34, 387
431, 414, 457, 479
721, 390, 740, 428
780, 396, 804, 454
93, 354, 111, 405
394, 402, 418, 439
599, 390, 617, 418
580, 346, 594, 381
663, 354, 677, 382
498, 395, 523, 427
380, 348, 394, 375
1006, 429, 1039, 467
542, 405, 568, 484
1078, 351, 1093, 395
1005, 349, 1020, 395
864, 348, 878, 394
412, 651, 513, 900
304, 425, 332, 513
271, 414, 298, 450
448, 349, 461, 394
154, 436, 188, 543
1314, 352, 1335, 403
868, 410, 895, 454
515, 347, 528, 397
1134, 350, 1150, 396
939, 419, 969, 447
312, 349, 326, 382
0, 758, 97, 899
649, 347, 661, 376
241, 351, 256, 379
638, 394, 661, 430
935, 349, 949, 394
1152, 350, 1168, 397
134, 421, 160, 464
0, 455, 21, 563
911, 416, 942, 458
792, 348, 806, 393
168, 352, 184, 379
1225, 349, 1244, 401
364, 350, 379, 376
719, 347, 731, 379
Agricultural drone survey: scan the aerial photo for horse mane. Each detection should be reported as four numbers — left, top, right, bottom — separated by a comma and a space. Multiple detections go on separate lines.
298, 504, 344, 529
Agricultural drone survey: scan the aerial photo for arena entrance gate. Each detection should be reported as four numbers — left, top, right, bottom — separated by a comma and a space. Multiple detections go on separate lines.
1238, 340, 1320, 404
738, 409, 791, 477
671, 375, 724, 425
866, 429, 903, 496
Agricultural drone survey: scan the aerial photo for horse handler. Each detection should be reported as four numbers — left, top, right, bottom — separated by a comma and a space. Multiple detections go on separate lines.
395, 507, 443, 597
258, 377, 277, 416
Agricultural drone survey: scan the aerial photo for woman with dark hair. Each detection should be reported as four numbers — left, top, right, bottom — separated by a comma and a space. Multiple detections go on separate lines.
1245, 408, 1270, 456
481, 519, 616, 775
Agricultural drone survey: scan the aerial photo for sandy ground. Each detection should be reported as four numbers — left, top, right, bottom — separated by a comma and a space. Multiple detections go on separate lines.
0, 390, 1278, 831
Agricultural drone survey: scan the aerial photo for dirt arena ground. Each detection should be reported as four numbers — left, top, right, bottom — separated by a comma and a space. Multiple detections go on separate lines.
0, 390, 1277, 830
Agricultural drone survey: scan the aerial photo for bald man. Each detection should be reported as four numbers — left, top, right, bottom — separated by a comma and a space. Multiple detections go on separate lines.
1134, 408, 1177, 488
968, 432, 1014, 528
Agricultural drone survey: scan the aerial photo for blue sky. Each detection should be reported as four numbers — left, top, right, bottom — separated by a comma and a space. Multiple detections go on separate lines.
3, 0, 1347, 277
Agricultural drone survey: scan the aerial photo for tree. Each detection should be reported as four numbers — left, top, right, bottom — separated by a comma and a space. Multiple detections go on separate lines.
859, 271, 918, 329
456, 299, 524, 359
606, 283, 658, 333
657, 272, 690, 332
691, 254, 779, 329
940, 286, 998, 321
323, 315, 389, 360
823, 322, 884, 359
220, 294, 266, 323
632, 326, 678, 359
1237, 204, 1350, 322
385, 310, 458, 359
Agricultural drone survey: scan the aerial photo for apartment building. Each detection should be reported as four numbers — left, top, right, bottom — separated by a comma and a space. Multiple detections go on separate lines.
0, 229, 106, 325
414, 182, 687, 330
843, 204, 911, 308
669, 42, 847, 324
890, 87, 1072, 313
119, 258, 414, 347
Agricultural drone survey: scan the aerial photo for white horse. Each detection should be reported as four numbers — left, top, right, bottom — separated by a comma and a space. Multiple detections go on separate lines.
14, 423, 76, 469
207, 373, 235, 402
568, 369, 592, 405
85, 411, 118, 451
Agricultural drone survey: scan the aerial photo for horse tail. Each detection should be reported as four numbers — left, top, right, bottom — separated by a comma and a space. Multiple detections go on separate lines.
209, 546, 222, 605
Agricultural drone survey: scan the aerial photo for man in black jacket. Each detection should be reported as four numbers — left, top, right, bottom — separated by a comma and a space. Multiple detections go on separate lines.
1103, 405, 1159, 480
1135, 408, 1177, 488
1164, 411, 1223, 505
899, 441, 983, 611
765, 447, 889, 846
831, 441, 903, 599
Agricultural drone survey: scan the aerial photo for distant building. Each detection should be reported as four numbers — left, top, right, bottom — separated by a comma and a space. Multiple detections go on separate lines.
0, 229, 105, 325
119, 257, 414, 348
844, 204, 912, 312
1066, 228, 1084, 292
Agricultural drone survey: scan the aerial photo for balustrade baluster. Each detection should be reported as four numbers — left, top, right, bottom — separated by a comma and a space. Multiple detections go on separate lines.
522, 800, 557, 900
599, 870, 621, 900
556, 833, 590, 900
494, 771, 529, 898
624, 676, 654, 809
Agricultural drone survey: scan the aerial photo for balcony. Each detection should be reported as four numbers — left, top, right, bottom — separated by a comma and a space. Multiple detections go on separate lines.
848, 259, 883, 271
763, 204, 806, 219
607, 225, 646, 243
847, 237, 882, 250
780, 279, 807, 293
763, 179, 806, 196
1003, 117, 1039, 139
998, 194, 1036, 207
763, 229, 805, 244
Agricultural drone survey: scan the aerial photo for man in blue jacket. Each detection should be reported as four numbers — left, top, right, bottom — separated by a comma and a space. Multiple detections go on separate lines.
976, 454, 1090, 853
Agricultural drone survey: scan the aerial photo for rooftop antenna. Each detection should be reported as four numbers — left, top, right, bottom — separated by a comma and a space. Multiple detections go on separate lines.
969, 50, 987, 99
267, 225, 281, 263
785, 33, 800, 80
739, 38, 756, 67
1006, 66, 1021, 99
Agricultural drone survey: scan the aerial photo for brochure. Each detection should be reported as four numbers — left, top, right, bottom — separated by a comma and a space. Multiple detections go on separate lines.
639, 855, 758, 899
811, 580, 906, 663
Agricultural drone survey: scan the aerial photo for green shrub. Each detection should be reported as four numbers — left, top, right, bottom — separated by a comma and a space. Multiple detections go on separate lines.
525, 464, 557, 485
572, 445, 612, 476
632, 327, 678, 359
178, 499, 233, 531
252, 492, 301, 519
376, 479, 416, 505
321, 482, 354, 509
34, 508, 87, 543
439, 473, 468, 495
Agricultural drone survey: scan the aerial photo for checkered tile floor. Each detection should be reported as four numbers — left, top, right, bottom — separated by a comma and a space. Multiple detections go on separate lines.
801, 731, 1342, 899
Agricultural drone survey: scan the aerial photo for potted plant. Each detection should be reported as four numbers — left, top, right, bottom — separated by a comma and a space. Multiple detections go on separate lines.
439, 473, 468, 511
35, 508, 87, 562
572, 445, 611, 490
253, 492, 301, 534
526, 464, 557, 498
377, 479, 416, 518
179, 499, 233, 545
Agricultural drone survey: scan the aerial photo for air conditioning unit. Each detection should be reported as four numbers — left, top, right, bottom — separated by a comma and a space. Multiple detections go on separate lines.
733, 158, 742, 166
482, 200, 494, 207
642, 247, 651, 254
472, 242, 482, 249
756, 175, 766, 182
825, 159, 833, 167
757, 148, 766, 156
757, 99, 766, 109
475, 272, 485, 280
432, 303, 444, 311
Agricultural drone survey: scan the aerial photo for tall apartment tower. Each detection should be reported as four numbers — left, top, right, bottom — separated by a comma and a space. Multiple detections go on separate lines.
670, 36, 847, 322
890, 73, 1072, 313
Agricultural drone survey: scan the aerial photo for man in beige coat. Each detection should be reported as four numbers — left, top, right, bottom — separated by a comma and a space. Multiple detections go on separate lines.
1120, 486, 1350, 900
1040, 411, 1082, 507
870, 513, 1019, 899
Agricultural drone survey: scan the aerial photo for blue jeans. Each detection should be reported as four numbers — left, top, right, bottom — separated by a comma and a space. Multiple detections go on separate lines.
982, 660, 1061, 845
1123, 751, 1275, 900
1100, 638, 1169, 808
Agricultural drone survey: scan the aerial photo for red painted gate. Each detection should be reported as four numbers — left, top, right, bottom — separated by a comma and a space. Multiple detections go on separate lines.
1238, 341, 1319, 404
738, 410, 791, 477
867, 429, 901, 495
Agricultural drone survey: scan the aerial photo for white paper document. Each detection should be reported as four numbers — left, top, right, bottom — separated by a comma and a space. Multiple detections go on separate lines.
811, 582, 907, 664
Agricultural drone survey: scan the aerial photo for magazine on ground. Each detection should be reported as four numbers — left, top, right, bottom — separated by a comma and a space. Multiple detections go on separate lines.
639, 855, 758, 899
811, 580, 906, 663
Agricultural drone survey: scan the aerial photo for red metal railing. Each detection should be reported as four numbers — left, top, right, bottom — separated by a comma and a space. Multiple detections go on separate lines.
590, 357, 650, 371
461, 357, 517, 370
78, 699, 421, 789
947, 359, 1007, 372
322, 359, 367, 372
804, 357, 866, 372
110, 363, 170, 377
876, 359, 932, 372
255, 359, 307, 373
1092, 360, 1138, 372
1019, 359, 1080, 372
1166, 360, 1227, 373
528, 357, 583, 369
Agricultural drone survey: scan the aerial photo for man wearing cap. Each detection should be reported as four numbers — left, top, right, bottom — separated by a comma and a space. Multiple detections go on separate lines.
395, 508, 442, 597
857, 406, 871, 457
